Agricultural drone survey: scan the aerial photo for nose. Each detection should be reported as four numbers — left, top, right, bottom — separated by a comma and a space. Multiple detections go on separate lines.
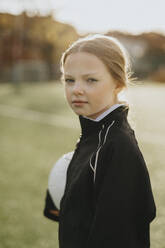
72, 82, 84, 95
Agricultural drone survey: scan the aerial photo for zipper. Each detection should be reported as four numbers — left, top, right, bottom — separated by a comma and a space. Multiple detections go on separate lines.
90, 120, 115, 183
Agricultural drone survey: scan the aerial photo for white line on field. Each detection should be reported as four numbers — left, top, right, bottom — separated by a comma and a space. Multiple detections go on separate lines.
0, 104, 78, 129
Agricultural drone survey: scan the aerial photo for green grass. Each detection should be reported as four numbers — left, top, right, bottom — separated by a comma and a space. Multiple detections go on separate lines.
0, 81, 164, 248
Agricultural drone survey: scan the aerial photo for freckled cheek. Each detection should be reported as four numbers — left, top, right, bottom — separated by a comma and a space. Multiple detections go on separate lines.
91, 91, 108, 109
88, 95, 102, 110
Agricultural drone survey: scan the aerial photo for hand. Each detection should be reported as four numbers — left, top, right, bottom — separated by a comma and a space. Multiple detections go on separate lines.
49, 209, 60, 216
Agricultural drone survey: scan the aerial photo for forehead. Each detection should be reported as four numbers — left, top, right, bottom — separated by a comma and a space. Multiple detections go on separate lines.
63, 52, 109, 76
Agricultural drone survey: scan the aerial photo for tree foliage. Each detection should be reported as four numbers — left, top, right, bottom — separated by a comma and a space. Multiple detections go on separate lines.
0, 12, 79, 80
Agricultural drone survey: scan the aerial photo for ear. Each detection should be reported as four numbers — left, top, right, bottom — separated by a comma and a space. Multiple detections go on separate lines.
114, 83, 123, 94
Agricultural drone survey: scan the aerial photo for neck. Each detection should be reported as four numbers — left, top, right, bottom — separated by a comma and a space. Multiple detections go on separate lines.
83, 102, 128, 122
79, 104, 129, 138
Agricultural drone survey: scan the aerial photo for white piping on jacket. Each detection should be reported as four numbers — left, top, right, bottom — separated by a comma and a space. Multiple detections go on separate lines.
89, 120, 115, 183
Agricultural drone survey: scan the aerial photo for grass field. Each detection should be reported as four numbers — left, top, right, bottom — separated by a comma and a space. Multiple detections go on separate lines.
0, 81, 164, 248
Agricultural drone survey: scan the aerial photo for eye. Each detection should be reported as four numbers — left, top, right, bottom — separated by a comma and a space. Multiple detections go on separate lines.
87, 78, 98, 82
65, 78, 75, 83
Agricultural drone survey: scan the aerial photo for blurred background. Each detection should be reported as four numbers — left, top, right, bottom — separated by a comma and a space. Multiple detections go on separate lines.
0, 0, 164, 247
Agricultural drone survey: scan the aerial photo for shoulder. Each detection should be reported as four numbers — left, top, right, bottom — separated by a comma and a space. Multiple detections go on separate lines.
107, 123, 138, 151
105, 125, 147, 172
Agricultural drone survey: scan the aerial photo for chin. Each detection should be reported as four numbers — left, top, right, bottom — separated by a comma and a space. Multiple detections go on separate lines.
72, 109, 82, 115
72, 109, 89, 116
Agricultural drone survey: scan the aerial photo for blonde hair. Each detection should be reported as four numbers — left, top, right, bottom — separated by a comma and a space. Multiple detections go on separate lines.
60, 34, 132, 89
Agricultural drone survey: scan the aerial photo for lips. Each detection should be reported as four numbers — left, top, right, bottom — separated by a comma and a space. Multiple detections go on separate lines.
72, 100, 88, 107
72, 100, 88, 103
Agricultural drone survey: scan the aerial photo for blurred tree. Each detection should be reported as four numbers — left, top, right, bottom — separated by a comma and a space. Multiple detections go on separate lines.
106, 31, 165, 82
0, 12, 79, 82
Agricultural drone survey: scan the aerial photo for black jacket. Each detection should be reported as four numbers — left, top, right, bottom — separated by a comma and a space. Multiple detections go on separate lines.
44, 105, 156, 248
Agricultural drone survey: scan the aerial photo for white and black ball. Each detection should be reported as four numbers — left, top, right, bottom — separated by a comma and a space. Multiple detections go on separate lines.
48, 151, 74, 210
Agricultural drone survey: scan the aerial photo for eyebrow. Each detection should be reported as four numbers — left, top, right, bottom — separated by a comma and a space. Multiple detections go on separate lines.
64, 73, 98, 77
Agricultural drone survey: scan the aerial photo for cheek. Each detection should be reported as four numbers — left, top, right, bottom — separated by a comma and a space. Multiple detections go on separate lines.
90, 86, 115, 105
64, 86, 71, 100
88, 90, 105, 109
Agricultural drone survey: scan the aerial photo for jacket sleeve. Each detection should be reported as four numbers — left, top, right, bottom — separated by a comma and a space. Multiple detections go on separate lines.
86, 136, 156, 248
43, 189, 60, 222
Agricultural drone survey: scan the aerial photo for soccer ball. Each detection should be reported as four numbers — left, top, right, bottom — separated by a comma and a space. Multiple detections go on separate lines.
48, 151, 74, 210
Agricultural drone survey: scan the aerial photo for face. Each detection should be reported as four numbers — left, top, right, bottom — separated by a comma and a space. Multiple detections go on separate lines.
63, 52, 122, 119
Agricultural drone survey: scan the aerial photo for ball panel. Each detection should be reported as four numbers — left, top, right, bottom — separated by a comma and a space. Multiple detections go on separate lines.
48, 151, 74, 210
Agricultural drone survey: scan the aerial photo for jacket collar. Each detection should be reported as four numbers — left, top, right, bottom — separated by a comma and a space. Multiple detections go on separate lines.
79, 104, 129, 138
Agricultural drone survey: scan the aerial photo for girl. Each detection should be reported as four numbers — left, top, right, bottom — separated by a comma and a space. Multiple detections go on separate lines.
44, 34, 156, 248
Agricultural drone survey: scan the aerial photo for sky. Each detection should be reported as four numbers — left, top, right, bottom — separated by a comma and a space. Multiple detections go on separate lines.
0, 0, 165, 35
